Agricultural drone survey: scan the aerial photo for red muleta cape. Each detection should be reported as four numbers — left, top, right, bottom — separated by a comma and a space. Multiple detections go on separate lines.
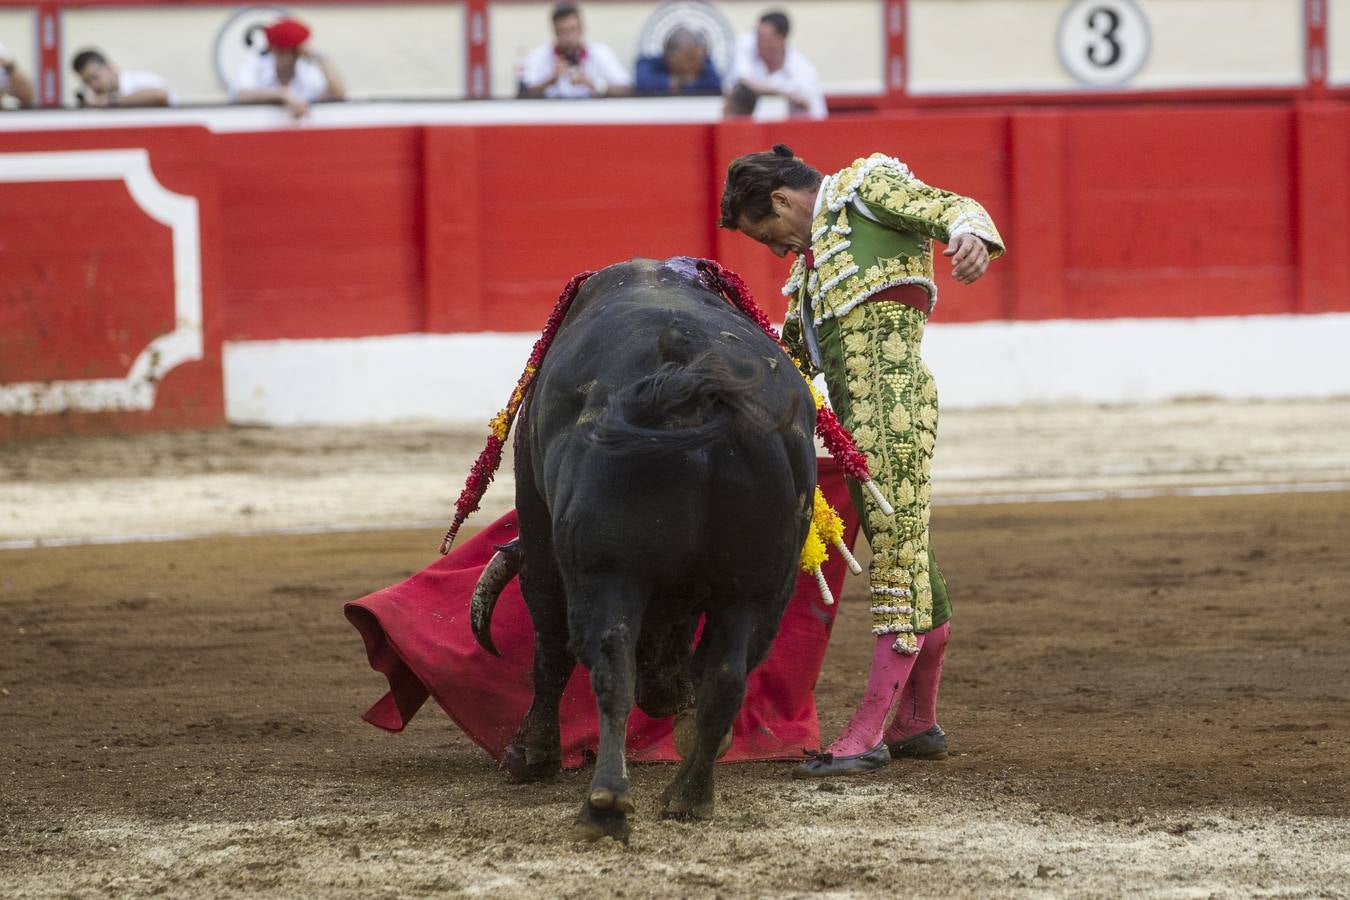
345, 458, 860, 767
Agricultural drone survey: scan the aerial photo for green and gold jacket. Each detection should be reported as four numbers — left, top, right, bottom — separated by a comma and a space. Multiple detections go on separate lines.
782, 154, 1005, 363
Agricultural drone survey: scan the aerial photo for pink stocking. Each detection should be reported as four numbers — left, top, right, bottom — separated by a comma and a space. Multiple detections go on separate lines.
827, 633, 924, 757
885, 621, 950, 742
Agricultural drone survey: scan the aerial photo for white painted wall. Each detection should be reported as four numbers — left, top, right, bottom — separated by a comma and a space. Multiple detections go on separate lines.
1330, 0, 1350, 85
225, 332, 543, 426
909, 0, 1304, 94
1137, 0, 1303, 88
0, 94, 726, 132
20, 0, 887, 107
222, 313, 1350, 426
5, 0, 1319, 105
60, 2, 465, 105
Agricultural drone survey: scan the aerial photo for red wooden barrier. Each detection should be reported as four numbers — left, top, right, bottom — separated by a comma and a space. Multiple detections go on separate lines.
1295, 102, 1350, 312
0, 126, 223, 439
215, 127, 427, 341
3, 102, 1349, 438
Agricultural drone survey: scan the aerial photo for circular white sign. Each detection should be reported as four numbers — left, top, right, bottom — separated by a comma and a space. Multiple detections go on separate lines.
1056, 0, 1151, 87
213, 5, 291, 92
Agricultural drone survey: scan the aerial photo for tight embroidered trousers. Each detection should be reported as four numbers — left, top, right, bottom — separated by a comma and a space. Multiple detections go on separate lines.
816, 300, 951, 654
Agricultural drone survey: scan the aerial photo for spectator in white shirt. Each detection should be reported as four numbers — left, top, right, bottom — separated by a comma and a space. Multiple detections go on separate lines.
0, 41, 36, 109
518, 3, 632, 99
724, 10, 827, 120
72, 49, 173, 107
231, 17, 345, 119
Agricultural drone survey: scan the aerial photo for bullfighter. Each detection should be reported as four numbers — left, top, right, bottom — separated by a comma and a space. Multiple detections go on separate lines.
720, 144, 1005, 777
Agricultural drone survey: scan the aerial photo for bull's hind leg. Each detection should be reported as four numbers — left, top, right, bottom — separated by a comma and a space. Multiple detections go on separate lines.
659, 604, 769, 821
504, 500, 573, 783
568, 575, 648, 842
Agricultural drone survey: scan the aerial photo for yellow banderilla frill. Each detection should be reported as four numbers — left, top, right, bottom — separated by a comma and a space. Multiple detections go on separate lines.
800, 485, 863, 605
792, 360, 863, 604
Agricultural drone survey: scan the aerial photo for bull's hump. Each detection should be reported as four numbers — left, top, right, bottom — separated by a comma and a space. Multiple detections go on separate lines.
594, 256, 706, 287
567, 257, 757, 333
660, 256, 705, 281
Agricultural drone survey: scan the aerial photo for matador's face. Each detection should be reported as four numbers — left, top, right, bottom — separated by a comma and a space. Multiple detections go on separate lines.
737, 187, 816, 260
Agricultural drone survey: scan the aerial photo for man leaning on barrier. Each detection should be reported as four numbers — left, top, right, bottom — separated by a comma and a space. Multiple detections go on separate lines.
72, 49, 174, 108
635, 26, 721, 96
723, 10, 826, 119
231, 17, 346, 119
0, 42, 34, 110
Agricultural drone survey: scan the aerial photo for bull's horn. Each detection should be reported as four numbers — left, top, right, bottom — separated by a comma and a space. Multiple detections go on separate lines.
470, 541, 523, 657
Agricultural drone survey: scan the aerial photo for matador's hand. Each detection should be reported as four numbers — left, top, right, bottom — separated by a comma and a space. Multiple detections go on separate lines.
943, 233, 991, 284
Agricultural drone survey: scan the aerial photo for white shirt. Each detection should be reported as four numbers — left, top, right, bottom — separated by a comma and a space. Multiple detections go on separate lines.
116, 69, 175, 106
519, 41, 631, 98
231, 54, 329, 103
724, 33, 827, 120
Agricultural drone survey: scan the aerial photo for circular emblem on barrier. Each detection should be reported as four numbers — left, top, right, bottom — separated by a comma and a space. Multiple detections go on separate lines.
1056, 0, 1151, 87
638, 1, 737, 79
213, 4, 291, 92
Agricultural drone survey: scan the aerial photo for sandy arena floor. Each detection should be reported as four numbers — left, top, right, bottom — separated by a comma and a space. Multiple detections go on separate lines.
2, 400, 1349, 898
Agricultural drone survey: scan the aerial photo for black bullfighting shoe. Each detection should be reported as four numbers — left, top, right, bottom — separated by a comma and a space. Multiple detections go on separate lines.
886, 724, 948, 760
791, 743, 891, 779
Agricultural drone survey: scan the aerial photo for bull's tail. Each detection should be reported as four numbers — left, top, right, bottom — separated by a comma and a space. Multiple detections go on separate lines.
470, 540, 522, 657
588, 328, 798, 454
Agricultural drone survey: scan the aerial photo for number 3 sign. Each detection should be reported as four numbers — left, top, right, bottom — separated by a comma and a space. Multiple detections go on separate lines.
1057, 0, 1151, 86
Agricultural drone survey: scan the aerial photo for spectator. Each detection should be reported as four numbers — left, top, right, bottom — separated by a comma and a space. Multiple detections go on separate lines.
0, 41, 35, 109
519, 3, 632, 99
231, 17, 345, 119
635, 27, 721, 96
71, 49, 174, 108
724, 10, 826, 119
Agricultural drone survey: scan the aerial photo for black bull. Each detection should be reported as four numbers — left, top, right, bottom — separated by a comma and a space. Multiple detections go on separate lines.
472, 257, 817, 840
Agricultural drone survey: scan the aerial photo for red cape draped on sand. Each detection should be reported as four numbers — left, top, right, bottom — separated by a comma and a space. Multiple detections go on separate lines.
345, 459, 860, 767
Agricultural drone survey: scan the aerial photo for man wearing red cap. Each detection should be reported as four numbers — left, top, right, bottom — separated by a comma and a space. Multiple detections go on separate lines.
231, 17, 345, 118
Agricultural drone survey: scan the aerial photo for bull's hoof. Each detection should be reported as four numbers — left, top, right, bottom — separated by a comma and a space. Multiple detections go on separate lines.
672, 709, 733, 760
572, 794, 633, 843
659, 790, 714, 822
502, 742, 560, 784
587, 786, 636, 814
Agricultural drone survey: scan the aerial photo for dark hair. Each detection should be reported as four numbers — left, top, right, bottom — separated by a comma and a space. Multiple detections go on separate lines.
759, 10, 790, 36
552, 3, 580, 25
71, 49, 107, 73
719, 144, 822, 228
